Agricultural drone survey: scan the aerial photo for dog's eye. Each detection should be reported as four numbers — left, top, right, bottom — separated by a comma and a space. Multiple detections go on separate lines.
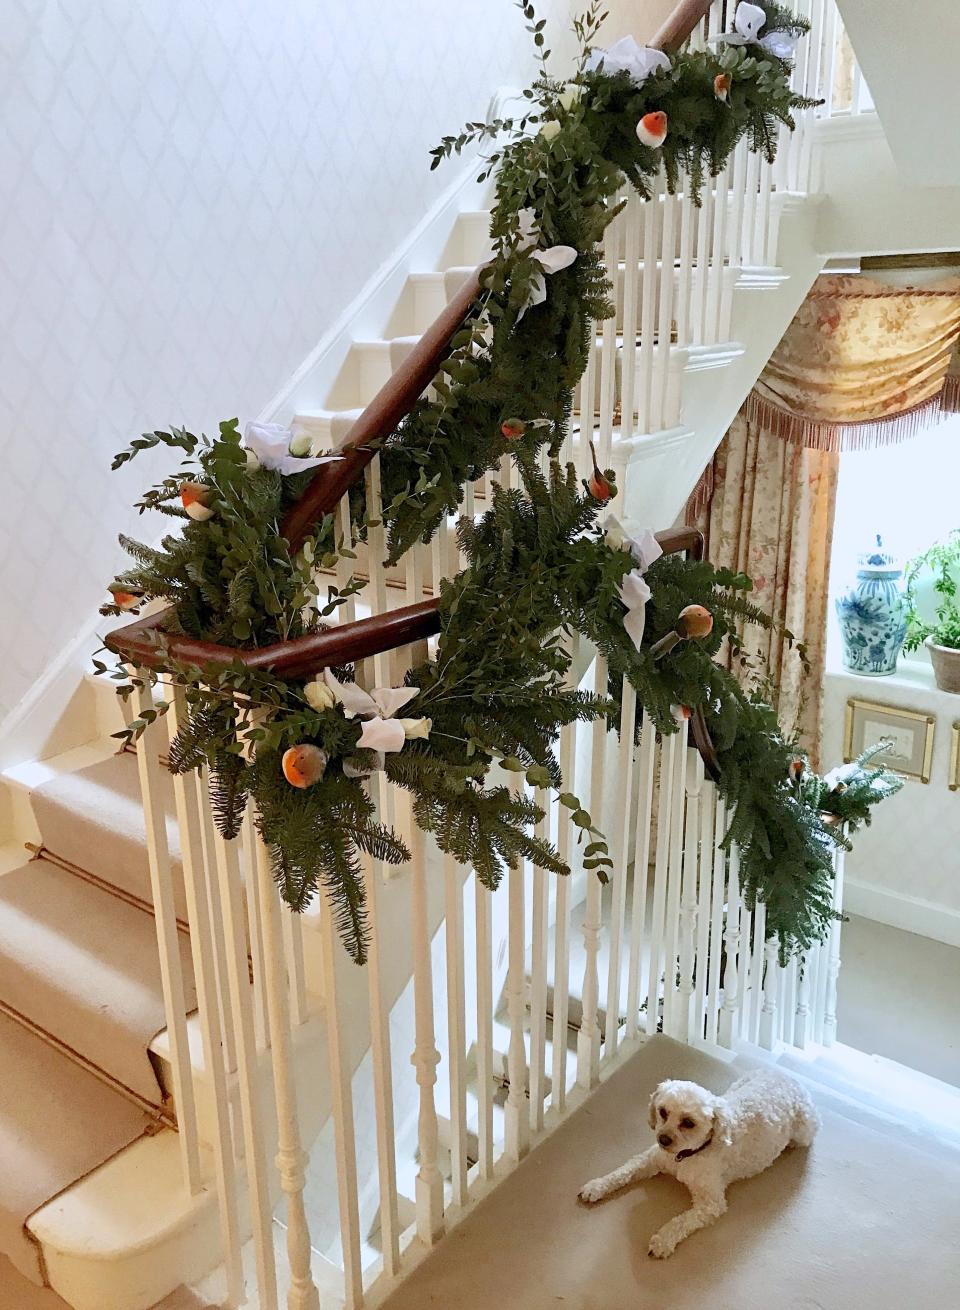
658, 1107, 668, 1121
680, 1118, 696, 1130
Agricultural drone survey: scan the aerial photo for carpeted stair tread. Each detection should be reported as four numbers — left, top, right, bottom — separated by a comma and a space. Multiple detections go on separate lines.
0, 859, 196, 1104
30, 752, 187, 919
0, 1010, 150, 1286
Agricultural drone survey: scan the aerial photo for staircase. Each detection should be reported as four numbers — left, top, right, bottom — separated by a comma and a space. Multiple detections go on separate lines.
3, 4, 960, 1309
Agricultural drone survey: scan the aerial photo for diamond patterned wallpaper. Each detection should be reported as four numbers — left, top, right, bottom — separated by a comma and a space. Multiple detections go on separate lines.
0, 0, 582, 725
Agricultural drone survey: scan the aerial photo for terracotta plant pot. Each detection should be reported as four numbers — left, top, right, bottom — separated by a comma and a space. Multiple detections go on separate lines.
927, 639, 960, 694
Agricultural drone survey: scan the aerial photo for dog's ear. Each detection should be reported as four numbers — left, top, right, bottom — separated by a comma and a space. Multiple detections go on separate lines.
648, 1088, 660, 1131
711, 1094, 734, 1147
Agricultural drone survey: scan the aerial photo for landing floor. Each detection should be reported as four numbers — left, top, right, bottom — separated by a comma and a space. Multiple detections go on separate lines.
380, 1036, 960, 1310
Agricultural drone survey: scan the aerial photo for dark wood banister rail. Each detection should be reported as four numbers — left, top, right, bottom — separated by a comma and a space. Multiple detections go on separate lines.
105, 0, 720, 779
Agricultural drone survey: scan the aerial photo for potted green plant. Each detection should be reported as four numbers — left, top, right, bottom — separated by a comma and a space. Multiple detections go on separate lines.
903, 529, 960, 692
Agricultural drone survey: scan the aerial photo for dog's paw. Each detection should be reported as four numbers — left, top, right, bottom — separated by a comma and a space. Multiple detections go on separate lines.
578, 1178, 607, 1204
648, 1232, 674, 1259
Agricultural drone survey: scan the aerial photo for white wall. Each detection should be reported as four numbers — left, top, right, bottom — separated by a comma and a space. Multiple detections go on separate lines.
0, 0, 589, 728
821, 663, 960, 946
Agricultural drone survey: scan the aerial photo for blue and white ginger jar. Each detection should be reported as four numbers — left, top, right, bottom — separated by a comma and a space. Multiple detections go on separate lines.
835, 535, 907, 676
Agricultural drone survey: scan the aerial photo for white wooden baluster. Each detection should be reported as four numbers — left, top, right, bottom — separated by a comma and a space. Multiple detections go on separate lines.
131, 676, 203, 1194
780, 956, 797, 1046
336, 495, 357, 623
661, 719, 689, 1037
444, 848, 469, 1206
474, 869, 495, 1178
737, 904, 753, 1041
723, 141, 748, 334
166, 688, 245, 1307
793, 948, 813, 1050
675, 174, 696, 347
206, 784, 279, 1309
704, 797, 727, 1046
758, 930, 780, 1050
363, 769, 402, 1276
747, 900, 766, 1043
636, 171, 661, 434
409, 823, 445, 1243
195, 776, 237, 1074
692, 175, 714, 347
529, 793, 550, 1133
626, 713, 656, 1041
675, 749, 702, 1043
823, 844, 846, 1045
579, 306, 598, 455
577, 655, 607, 1088
241, 809, 270, 1050
706, 162, 729, 343
619, 192, 641, 440
551, 660, 578, 1110
281, 906, 308, 1027
505, 776, 530, 1162
596, 217, 620, 465
645, 730, 676, 1037
253, 835, 322, 1310
741, 148, 761, 268
718, 843, 742, 1048
693, 780, 715, 1040
603, 678, 636, 1065
652, 189, 677, 430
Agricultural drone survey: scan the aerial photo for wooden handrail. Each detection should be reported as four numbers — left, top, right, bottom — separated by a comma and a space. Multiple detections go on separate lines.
278, 0, 714, 552
281, 269, 483, 552
650, 0, 713, 53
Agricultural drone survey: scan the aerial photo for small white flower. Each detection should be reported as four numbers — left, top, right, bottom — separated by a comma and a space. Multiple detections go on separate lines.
539, 119, 562, 142
244, 421, 340, 476
558, 83, 582, 111
303, 679, 337, 712
399, 717, 432, 740
287, 431, 313, 457
585, 37, 671, 86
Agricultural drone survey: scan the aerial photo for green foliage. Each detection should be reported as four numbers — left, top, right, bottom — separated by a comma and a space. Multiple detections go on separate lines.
97, 5, 884, 965
903, 528, 960, 651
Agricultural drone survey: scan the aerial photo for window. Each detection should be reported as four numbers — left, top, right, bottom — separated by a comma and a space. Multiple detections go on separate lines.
828, 415, 960, 670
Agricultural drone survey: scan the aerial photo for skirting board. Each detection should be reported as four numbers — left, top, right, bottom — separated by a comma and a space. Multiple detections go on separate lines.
844, 876, 960, 949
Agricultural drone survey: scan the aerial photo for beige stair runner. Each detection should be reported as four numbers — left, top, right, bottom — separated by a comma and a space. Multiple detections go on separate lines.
0, 754, 197, 1288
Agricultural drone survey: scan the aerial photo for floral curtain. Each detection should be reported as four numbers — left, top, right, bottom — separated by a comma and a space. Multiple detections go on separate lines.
690, 273, 960, 764
693, 414, 838, 764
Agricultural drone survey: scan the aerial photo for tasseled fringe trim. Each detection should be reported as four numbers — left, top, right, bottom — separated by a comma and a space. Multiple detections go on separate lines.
684, 464, 714, 524
745, 391, 948, 452
942, 372, 960, 414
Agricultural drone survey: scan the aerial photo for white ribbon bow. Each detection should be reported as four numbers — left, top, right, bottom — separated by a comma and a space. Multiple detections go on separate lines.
605, 515, 663, 652
518, 244, 579, 320
244, 421, 340, 475
714, 3, 798, 59
821, 761, 861, 792
585, 37, 671, 86
323, 670, 420, 754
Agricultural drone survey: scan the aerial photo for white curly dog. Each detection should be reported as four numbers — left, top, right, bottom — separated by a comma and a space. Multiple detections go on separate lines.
579, 1069, 819, 1258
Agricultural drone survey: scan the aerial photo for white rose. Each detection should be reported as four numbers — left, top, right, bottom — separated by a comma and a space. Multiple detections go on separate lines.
288, 431, 312, 457
559, 83, 582, 111
304, 680, 337, 712
539, 119, 562, 142
399, 717, 432, 740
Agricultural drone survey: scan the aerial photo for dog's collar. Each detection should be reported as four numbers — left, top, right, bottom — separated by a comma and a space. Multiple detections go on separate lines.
675, 1132, 714, 1162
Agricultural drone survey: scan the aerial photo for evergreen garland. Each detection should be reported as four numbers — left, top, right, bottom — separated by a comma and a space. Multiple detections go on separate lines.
99, 5, 898, 965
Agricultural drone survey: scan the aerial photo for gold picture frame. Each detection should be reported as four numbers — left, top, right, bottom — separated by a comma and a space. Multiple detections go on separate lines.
843, 697, 935, 784
950, 722, 959, 792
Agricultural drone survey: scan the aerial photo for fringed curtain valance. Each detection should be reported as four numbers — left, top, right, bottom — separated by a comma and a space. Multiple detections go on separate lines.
749, 273, 960, 450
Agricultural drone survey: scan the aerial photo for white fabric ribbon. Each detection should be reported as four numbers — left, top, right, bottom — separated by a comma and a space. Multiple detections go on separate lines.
713, 3, 798, 59
244, 421, 340, 475
821, 761, 861, 792
585, 37, 671, 86
322, 670, 420, 754
518, 244, 578, 320
605, 515, 663, 652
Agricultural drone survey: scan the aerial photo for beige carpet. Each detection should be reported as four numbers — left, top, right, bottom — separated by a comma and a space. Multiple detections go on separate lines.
382, 1036, 960, 1310
31, 753, 187, 920
0, 1011, 150, 1284
0, 859, 196, 1104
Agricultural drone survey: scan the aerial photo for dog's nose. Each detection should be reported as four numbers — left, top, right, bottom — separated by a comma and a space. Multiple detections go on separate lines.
658, 1132, 673, 1148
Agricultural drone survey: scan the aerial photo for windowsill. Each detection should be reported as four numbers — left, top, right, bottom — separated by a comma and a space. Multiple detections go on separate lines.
825, 650, 939, 694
